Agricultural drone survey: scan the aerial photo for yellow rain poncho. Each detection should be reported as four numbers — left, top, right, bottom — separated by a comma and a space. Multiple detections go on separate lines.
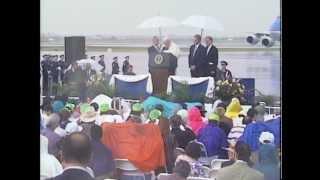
225, 98, 243, 120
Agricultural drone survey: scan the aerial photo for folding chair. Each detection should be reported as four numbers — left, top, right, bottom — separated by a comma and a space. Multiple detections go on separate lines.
189, 140, 208, 157
210, 159, 229, 170
114, 159, 153, 180
187, 177, 214, 180
157, 173, 170, 180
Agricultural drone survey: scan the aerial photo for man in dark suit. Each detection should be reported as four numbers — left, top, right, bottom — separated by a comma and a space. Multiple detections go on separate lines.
49, 132, 95, 180
122, 56, 130, 74
98, 55, 106, 73
188, 34, 206, 77
205, 36, 219, 78
148, 36, 162, 72
111, 56, 120, 74
41, 55, 50, 96
216, 61, 233, 82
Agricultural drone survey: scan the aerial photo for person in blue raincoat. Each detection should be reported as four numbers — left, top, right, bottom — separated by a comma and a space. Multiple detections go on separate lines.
265, 117, 280, 148
197, 113, 228, 158
239, 121, 273, 152
254, 143, 280, 180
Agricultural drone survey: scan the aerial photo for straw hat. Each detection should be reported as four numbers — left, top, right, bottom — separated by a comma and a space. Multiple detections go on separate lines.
80, 106, 97, 123
80, 103, 91, 114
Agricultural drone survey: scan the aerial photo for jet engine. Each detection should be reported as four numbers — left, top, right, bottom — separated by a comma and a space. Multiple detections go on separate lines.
246, 34, 259, 45
261, 36, 275, 47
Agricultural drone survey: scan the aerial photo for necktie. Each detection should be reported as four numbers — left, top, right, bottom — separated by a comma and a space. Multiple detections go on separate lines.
207, 45, 211, 55
193, 45, 198, 57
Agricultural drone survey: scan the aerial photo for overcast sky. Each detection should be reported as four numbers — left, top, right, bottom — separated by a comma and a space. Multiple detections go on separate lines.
41, 0, 280, 36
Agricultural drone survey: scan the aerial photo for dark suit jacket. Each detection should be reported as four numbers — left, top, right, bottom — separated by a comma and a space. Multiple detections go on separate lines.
216, 69, 233, 82
49, 169, 95, 180
206, 44, 219, 76
188, 44, 207, 77
98, 59, 105, 72
148, 45, 161, 69
111, 62, 120, 74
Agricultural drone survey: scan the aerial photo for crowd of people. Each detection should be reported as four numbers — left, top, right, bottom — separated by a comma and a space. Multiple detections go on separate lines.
40, 95, 280, 180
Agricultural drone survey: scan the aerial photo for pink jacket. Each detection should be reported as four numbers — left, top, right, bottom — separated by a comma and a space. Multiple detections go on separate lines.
187, 107, 205, 136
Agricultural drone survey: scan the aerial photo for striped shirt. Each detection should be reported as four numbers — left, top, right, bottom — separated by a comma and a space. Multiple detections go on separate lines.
228, 124, 246, 145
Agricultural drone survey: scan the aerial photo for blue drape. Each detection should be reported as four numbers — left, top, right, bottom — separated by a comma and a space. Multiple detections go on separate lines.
172, 79, 209, 101
114, 78, 149, 99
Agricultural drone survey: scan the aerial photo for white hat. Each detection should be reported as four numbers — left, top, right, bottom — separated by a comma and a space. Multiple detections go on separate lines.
65, 122, 83, 135
259, 132, 275, 144
177, 109, 188, 123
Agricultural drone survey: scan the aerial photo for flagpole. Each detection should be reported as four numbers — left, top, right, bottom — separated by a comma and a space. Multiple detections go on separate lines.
159, 27, 162, 43
200, 28, 204, 39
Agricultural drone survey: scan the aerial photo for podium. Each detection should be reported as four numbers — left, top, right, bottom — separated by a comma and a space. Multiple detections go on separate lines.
149, 52, 171, 95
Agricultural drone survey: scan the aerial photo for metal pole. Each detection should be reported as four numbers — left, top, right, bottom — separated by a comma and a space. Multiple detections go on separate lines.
159, 27, 162, 43
40, 65, 43, 105
200, 28, 204, 39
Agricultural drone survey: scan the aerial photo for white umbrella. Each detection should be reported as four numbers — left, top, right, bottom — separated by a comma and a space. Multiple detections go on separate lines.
182, 15, 224, 37
137, 16, 179, 41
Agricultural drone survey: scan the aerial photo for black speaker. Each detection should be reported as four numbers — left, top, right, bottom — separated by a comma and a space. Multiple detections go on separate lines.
64, 36, 86, 66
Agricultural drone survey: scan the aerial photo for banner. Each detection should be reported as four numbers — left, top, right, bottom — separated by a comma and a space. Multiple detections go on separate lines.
167, 76, 215, 99
109, 74, 153, 99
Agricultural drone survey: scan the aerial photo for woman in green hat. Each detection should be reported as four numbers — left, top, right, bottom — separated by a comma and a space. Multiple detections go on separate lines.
146, 109, 162, 125
127, 103, 145, 123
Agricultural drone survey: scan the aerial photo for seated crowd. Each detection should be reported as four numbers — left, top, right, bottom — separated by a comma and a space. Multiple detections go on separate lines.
40, 96, 280, 180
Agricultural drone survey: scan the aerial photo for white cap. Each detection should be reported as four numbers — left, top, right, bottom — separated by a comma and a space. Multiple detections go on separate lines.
65, 122, 83, 135
259, 131, 275, 144
177, 109, 188, 123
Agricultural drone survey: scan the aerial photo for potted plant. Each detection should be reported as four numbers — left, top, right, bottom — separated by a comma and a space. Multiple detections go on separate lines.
214, 79, 245, 105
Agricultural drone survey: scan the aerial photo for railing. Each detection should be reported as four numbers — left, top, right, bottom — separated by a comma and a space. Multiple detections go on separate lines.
265, 106, 281, 115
